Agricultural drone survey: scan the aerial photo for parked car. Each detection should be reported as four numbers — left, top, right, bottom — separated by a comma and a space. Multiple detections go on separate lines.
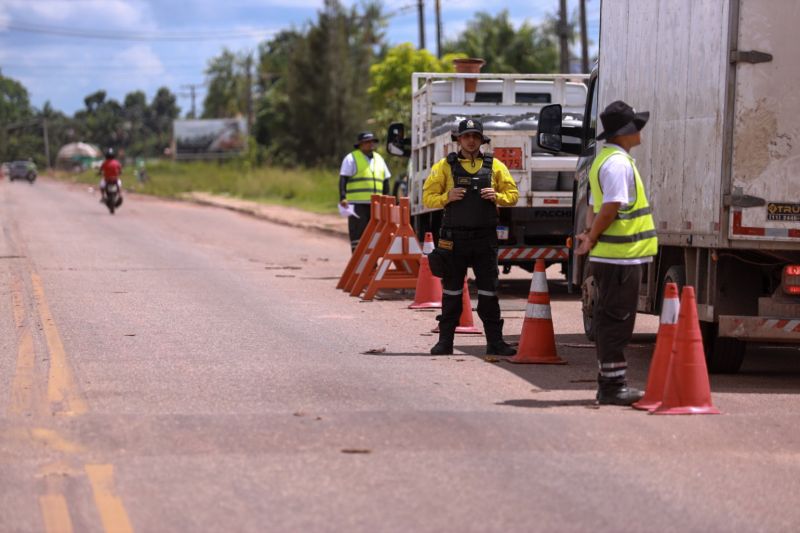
8, 160, 37, 183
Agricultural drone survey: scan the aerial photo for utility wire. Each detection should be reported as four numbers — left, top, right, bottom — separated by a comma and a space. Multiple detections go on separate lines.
3, 22, 275, 41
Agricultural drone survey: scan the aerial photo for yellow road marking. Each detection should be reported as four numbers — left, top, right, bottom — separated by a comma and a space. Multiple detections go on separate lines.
8, 275, 41, 416
30, 272, 87, 416
39, 491, 74, 533
85, 464, 134, 533
40, 494, 74, 533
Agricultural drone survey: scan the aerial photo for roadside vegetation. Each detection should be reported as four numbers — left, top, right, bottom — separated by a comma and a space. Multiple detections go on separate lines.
4, 3, 581, 211
58, 161, 339, 214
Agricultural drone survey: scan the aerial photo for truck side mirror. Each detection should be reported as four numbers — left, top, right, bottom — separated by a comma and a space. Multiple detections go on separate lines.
387, 122, 411, 157
537, 104, 564, 152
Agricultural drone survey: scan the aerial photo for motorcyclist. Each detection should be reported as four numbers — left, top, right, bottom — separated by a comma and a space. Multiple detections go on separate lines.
99, 148, 123, 203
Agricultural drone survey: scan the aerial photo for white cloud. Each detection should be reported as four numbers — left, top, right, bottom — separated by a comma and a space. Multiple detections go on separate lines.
111, 44, 166, 84
3, 0, 156, 31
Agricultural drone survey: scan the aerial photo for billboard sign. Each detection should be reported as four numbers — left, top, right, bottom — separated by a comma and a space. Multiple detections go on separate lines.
173, 118, 247, 159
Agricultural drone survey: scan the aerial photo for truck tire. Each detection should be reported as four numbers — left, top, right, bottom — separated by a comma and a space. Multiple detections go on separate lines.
582, 274, 597, 342
700, 322, 746, 374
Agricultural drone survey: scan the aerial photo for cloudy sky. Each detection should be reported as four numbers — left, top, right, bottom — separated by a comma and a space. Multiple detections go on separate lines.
0, 0, 599, 115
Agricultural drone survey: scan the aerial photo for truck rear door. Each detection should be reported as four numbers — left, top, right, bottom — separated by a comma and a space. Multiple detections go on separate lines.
729, 0, 800, 244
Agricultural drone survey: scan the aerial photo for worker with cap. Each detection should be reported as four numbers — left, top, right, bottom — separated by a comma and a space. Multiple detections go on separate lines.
576, 100, 658, 405
423, 118, 519, 356
339, 132, 392, 252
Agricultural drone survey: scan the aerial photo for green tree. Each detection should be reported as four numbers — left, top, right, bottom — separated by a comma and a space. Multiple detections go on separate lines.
146, 87, 180, 156
253, 30, 301, 152
0, 70, 46, 165
202, 49, 250, 119
368, 43, 463, 134
278, 0, 386, 166
442, 10, 560, 74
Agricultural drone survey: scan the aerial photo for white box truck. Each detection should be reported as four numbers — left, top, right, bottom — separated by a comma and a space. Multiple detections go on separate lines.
537, 0, 800, 373
386, 69, 588, 275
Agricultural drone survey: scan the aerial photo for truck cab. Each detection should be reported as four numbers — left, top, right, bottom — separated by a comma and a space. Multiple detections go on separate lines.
536, 0, 800, 373
387, 70, 588, 276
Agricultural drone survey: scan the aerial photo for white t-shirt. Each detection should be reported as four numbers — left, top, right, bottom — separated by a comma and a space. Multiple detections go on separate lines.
339, 152, 392, 179
588, 144, 652, 265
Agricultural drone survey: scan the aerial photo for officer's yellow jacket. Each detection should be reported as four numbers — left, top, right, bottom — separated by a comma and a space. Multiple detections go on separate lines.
423, 154, 519, 209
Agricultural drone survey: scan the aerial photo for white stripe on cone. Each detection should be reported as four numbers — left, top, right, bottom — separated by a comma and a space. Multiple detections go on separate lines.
530, 271, 548, 294
525, 303, 551, 319
660, 296, 680, 325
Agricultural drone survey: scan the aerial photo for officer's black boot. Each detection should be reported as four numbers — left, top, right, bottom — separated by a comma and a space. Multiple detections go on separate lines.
596, 375, 644, 406
431, 315, 456, 355
484, 319, 516, 356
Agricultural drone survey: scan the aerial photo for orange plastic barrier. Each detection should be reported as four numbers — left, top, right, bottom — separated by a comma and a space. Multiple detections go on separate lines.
360, 198, 423, 301
342, 196, 395, 294
336, 195, 381, 290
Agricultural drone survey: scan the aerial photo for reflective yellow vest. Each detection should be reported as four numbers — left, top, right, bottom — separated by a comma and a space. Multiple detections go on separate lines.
588, 145, 658, 259
346, 150, 386, 202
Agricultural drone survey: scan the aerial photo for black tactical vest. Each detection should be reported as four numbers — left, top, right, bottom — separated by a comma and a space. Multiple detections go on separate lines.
442, 152, 498, 229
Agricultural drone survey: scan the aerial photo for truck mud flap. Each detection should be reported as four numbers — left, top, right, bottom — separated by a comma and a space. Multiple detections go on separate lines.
718, 315, 800, 342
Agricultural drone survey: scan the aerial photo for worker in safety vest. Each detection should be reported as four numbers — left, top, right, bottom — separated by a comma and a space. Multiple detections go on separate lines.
423, 118, 519, 356
339, 132, 392, 251
576, 100, 658, 405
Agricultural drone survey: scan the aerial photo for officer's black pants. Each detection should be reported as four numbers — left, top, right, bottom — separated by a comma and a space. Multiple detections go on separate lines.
439, 231, 504, 343
592, 262, 642, 388
347, 203, 372, 252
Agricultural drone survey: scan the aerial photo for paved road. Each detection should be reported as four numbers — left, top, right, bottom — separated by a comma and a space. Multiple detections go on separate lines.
1, 179, 799, 533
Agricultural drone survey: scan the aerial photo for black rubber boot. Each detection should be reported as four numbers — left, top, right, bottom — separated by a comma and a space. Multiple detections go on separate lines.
430, 340, 454, 355
486, 341, 516, 356
596, 379, 644, 406
483, 318, 515, 355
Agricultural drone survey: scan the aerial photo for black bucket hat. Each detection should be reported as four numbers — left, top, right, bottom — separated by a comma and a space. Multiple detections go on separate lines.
451, 118, 490, 143
596, 100, 650, 141
354, 132, 379, 148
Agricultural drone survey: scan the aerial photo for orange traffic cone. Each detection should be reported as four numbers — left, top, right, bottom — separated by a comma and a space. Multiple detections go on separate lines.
409, 254, 442, 309
432, 278, 482, 335
652, 286, 721, 415
510, 259, 565, 364
633, 283, 680, 411
422, 231, 435, 255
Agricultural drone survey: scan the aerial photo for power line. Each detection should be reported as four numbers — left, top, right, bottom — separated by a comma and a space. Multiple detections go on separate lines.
3, 22, 276, 42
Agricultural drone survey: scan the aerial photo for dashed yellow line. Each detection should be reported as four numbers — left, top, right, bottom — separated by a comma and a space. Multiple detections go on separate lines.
8, 275, 40, 416
30, 272, 87, 416
85, 464, 134, 533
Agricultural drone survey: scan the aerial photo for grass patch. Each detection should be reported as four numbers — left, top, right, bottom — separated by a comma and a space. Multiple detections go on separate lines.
56, 160, 341, 214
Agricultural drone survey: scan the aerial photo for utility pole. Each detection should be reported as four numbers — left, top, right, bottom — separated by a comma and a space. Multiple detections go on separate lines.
579, 0, 589, 73
435, 0, 443, 58
181, 84, 202, 118
245, 52, 254, 132
42, 119, 51, 170
417, 0, 426, 50
559, 0, 570, 73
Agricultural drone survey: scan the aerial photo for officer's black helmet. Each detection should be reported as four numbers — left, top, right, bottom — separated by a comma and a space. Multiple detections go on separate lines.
451, 118, 490, 143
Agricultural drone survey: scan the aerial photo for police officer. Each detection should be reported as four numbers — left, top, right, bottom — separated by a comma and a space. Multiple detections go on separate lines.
339, 132, 392, 252
423, 118, 519, 356
576, 100, 658, 405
